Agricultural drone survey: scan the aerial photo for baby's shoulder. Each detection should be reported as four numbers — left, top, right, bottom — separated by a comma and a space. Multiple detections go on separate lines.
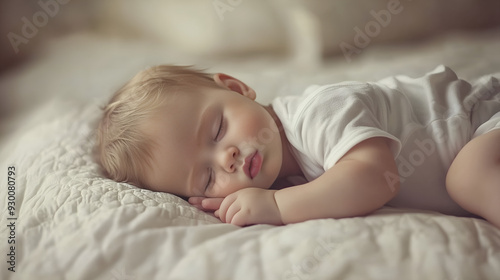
303, 81, 372, 97
297, 82, 376, 112
273, 82, 375, 115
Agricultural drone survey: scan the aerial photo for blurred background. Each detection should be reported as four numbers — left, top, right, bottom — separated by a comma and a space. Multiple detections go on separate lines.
1, 0, 500, 138
2, 0, 500, 70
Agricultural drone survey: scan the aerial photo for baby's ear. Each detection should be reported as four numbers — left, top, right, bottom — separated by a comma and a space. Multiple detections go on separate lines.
213, 73, 256, 100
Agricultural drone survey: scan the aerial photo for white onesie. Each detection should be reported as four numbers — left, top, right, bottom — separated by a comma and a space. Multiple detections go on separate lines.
272, 65, 500, 216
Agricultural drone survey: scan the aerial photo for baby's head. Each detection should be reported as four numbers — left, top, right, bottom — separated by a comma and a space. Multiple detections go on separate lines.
97, 65, 284, 199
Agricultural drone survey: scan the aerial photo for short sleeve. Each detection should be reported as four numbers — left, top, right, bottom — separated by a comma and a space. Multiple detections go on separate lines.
293, 83, 402, 172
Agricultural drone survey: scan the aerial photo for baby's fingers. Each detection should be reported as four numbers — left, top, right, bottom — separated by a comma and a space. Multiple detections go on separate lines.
188, 197, 223, 212
218, 195, 237, 223
201, 198, 224, 211
188, 197, 204, 210
188, 197, 203, 204
224, 203, 242, 225
229, 211, 251, 227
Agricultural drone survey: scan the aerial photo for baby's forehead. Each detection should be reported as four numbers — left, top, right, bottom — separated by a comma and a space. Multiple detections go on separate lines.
140, 91, 202, 134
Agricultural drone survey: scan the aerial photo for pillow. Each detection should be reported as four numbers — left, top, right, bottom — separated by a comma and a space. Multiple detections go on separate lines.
96, 0, 287, 56
287, 0, 500, 60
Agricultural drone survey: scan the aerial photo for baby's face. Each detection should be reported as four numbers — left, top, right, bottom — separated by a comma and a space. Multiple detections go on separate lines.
141, 84, 283, 198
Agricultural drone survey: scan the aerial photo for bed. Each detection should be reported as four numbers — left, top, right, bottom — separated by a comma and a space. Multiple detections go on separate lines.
2, 2, 500, 279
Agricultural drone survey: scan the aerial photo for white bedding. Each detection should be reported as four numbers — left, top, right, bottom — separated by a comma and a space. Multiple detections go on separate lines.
2, 29, 500, 280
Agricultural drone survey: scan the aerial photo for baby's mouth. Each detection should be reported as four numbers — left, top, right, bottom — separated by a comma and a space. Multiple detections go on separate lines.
243, 151, 262, 179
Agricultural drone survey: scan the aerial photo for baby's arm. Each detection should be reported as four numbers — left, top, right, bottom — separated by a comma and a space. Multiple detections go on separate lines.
194, 137, 399, 225
275, 137, 400, 224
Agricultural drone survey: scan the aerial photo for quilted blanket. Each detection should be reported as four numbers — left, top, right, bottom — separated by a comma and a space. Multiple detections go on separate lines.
2, 29, 500, 280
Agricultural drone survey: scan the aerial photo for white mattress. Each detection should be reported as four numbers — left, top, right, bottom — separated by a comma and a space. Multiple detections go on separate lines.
1, 29, 500, 280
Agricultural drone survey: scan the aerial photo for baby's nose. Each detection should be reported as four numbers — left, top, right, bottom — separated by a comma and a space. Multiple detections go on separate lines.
221, 146, 239, 173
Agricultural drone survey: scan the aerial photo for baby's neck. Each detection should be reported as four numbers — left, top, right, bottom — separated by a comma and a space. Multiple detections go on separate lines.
263, 105, 304, 180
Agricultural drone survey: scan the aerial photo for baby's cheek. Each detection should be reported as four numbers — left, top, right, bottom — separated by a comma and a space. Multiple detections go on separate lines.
217, 172, 231, 187
214, 174, 247, 197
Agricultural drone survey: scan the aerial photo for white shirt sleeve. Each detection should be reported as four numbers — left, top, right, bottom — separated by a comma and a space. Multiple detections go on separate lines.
287, 83, 402, 173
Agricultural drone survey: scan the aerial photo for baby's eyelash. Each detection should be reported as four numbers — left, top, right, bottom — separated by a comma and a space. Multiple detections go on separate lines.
205, 168, 213, 190
214, 116, 225, 141
206, 114, 224, 190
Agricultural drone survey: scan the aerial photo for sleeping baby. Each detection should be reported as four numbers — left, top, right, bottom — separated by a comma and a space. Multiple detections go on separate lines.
97, 65, 500, 228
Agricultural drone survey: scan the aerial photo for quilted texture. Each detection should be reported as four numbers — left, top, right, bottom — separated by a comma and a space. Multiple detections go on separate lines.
2, 86, 500, 280
2, 29, 500, 280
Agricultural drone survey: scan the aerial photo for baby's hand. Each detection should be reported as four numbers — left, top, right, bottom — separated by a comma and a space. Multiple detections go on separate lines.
188, 196, 224, 212
189, 189, 283, 226
216, 188, 283, 226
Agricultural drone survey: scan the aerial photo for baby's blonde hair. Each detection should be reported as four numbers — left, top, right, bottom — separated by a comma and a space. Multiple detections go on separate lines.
97, 65, 218, 188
